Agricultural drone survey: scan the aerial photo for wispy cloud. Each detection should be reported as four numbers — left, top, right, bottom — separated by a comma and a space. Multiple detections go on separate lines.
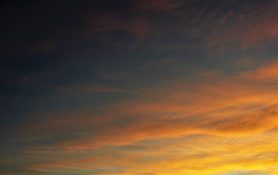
203, 1, 278, 50
241, 61, 278, 81
1, 1, 278, 175
3, 60, 276, 175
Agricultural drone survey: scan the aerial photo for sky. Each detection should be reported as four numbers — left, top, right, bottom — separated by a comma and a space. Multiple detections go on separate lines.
0, 0, 278, 175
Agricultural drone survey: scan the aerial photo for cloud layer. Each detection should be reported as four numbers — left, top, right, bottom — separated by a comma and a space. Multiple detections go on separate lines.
0, 1, 277, 175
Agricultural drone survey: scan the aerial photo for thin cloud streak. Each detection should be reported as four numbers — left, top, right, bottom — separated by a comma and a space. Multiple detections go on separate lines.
9, 62, 278, 150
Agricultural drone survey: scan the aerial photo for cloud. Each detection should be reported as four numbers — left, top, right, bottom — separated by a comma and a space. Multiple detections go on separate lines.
30, 11, 153, 54
2, 1, 278, 175
63, 81, 272, 153
202, 105, 278, 134
24, 133, 278, 175
241, 61, 278, 81
125, 18, 152, 39
133, 0, 181, 12
55, 84, 126, 94
85, 13, 153, 39
217, 170, 270, 175
4, 59, 278, 175
10, 60, 277, 153
203, 1, 278, 50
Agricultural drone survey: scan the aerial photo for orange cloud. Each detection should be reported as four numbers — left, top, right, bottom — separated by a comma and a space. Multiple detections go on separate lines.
26, 132, 278, 175
241, 61, 278, 81
8, 60, 278, 175
13, 60, 276, 151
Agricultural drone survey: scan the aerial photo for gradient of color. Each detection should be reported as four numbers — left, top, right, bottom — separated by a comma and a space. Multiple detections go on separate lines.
1, 0, 278, 175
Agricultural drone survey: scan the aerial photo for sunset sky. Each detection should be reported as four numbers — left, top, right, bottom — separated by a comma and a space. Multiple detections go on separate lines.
0, 0, 278, 175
